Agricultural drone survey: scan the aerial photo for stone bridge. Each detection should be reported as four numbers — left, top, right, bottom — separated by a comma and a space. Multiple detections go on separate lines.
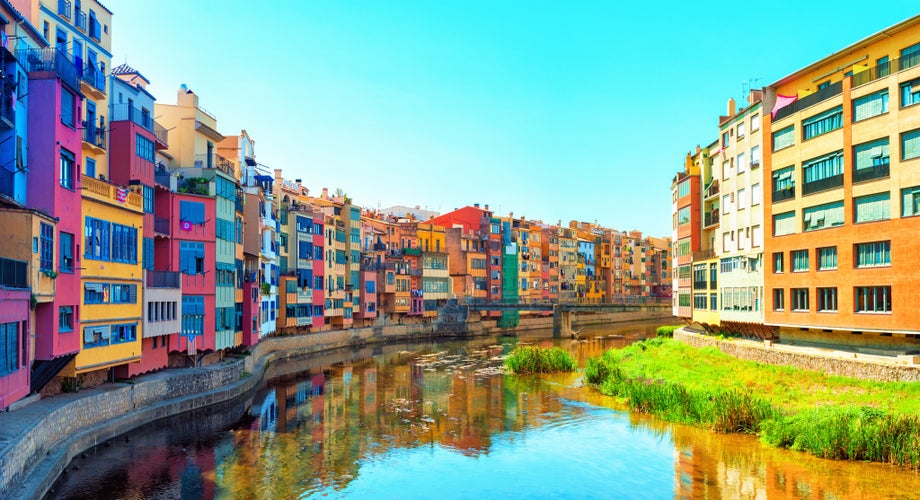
464, 300, 671, 337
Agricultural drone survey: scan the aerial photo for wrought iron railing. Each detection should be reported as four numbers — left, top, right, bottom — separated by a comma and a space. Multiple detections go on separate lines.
774, 81, 842, 121
80, 62, 106, 93
772, 187, 795, 203
802, 174, 843, 196
853, 162, 889, 183
18, 48, 79, 91
147, 270, 180, 288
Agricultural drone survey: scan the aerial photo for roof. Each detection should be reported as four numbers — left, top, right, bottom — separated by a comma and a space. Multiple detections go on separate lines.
112, 63, 151, 84
770, 14, 920, 88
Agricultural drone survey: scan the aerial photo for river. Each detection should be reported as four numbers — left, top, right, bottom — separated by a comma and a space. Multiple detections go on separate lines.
47, 320, 920, 499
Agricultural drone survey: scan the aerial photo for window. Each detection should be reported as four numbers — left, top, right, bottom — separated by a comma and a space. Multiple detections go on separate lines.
853, 138, 890, 182
855, 286, 891, 313
752, 225, 762, 248
85, 157, 96, 178
802, 106, 842, 140
737, 121, 745, 138
803, 201, 844, 231
59, 306, 74, 332
722, 131, 729, 148
677, 180, 690, 198
750, 113, 760, 132
737, 152, 746, 173
136, 134, 154, 162
677, 206, 690, 225
817, 288, 837, 312
854, 193, 890, 223
802, 151, 843, 194
855, 241, 890, 268
791, 288, 809, 311
111, 324, 137, 344
84, 283, 107, 304
853, 90, 888, 121
813, 246, 837, 271
751, 183, 762, 206
61, 88, 75, 127
791, 249, 809, 272
722, 194, 731, 214
773, 289, 785, 311
179, 201, 206, 224
902, 129, 920, 161
110, 284, 137, 303
142, 237, 154, 270
60, 231, 73, 273
40, 222, 54, 272
772, 126, 795, 151
692, 264, 707, 290
111, 224, 138, 263
710, 293, 718, 311
693, 293, 707, 310
737, 188, 746, 209
773, 211, 796, 236
722, 160, 730, 180
772, 252, 784, 273
60, 148, 75, 189
0, 322, 20, 375
296, 216, 311, 233
676, 238, 690, 257
877, 56, 890, 78
180, 241, 205, 274
751, 146, 761, 168
901, 78, 920, 107
772, 166, 795, 202
82, 325, 110, 348
215, 218, 234, 241
818, 81, 830, 90
902, 185, 920, 217
142, 185, 154, 214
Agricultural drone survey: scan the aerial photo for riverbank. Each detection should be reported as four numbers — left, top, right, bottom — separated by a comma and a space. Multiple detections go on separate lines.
0, 311, 667, 499
585, 334, 920, 469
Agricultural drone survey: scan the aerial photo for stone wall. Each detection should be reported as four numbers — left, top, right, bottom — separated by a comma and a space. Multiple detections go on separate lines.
675, 328, 920, 382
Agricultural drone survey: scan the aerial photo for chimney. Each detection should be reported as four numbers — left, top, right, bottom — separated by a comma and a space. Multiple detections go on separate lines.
322, 187, 328, 199
748, 89, 763, 104
727, 97, 736, 117
274, 168, 281, 179
295, 179, 302, 183
484, 204, 489, 211
474, 203, 480, 208
177, 84, 198, 108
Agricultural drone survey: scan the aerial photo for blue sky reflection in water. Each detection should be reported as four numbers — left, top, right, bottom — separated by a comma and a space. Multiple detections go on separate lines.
322, 401, 673, 499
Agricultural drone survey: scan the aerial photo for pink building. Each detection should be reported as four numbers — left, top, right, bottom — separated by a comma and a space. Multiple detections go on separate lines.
312, 214, 326, 329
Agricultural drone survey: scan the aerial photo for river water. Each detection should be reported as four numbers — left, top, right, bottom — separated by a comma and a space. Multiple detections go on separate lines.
48, 320, 920, 499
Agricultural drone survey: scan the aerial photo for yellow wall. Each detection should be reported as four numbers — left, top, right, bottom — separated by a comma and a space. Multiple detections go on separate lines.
69, 176, 144, 375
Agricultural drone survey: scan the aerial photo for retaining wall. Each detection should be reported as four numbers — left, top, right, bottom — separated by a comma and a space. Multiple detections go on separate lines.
675, 328, 920, 382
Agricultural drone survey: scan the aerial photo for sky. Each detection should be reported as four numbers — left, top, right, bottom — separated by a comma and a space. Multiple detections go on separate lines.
104, 0, 919, 237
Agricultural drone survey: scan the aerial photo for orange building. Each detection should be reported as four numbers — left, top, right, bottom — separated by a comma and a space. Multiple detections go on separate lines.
671, 148, 704, 318
763, 15, 920, 352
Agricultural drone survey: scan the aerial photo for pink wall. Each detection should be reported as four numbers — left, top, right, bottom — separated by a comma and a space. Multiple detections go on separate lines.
170, 193, 217, 352
312, 228, 325, 328
0, 289, 30, 410
27, 77, 82, 360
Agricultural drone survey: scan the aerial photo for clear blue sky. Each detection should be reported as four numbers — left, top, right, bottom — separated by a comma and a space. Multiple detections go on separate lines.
106, 1, 918, 237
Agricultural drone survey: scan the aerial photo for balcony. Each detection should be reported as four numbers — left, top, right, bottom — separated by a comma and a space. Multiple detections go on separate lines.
194, 153, 234, 177
853, 162, 889, 184
18, 48, 79, 91
802, 174, 843, 196
704, 212, 719, 228
154, 122, 168, 148
774, 81, 842, 121
772, 187, 795, 203
704, 180, 719, 200
111, 103, 154, 130
154, 218, 170, 236
154, 167, 173, 189
82, 123, 106, 151
0, 257, 27, 288
81, 175, 143, 210
79, 62, 106, 98
147, 270, 180, 288
692, 249, 714, 261
693, 280, 708, 291
0, 72, 15, 130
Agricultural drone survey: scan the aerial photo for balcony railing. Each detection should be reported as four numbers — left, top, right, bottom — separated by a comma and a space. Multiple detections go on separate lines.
0, 257, 27, 288
147, 270, 180, 288
194, 153, 234, 177
692, 249, 715, 261
82, 123, 106, 149
154, 168, 172, 188
18, 48, 79, 91
693, 280, 707, 290
853, 162, 889, 183
81, 174, 143, 210
704, 180, 719, 199
154, 121, 168, 147
772, 187, 795, 203
704, 212, 719, 228
802, 174, 843, 196
111, 103, 154, 130
80, 62, 106, 94
774, 81, 843, 121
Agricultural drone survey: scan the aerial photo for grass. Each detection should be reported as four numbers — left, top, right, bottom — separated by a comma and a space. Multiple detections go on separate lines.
505, 346, 577, 374
655, 325, 681, 338
585, 337, 920, 469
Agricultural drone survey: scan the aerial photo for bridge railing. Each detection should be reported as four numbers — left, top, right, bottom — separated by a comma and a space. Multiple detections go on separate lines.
464, 296, 670, 308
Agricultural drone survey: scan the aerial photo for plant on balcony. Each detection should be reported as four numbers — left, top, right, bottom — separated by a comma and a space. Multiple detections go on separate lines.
177, 175, 209, 196
261, 282, 271, 295
42, 270, 58, 279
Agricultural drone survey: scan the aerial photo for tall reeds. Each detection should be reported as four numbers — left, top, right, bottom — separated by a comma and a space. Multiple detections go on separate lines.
505, 346, 577, 374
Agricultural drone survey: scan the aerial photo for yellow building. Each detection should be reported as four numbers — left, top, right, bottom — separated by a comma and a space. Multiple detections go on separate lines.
417, 222, 451, 316
67, 175, 144, 380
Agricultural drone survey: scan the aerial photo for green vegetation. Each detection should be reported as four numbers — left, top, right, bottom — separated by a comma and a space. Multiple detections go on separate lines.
505, 346, 577, 374
585, 338, 920, 469
655, 325, 681, 338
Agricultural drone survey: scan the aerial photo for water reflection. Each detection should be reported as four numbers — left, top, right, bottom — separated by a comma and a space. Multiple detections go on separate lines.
49, 321, 920, 500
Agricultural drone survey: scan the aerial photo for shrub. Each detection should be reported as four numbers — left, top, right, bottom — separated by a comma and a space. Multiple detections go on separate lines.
505, 346, 577, 374
656, 325, 681, 338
